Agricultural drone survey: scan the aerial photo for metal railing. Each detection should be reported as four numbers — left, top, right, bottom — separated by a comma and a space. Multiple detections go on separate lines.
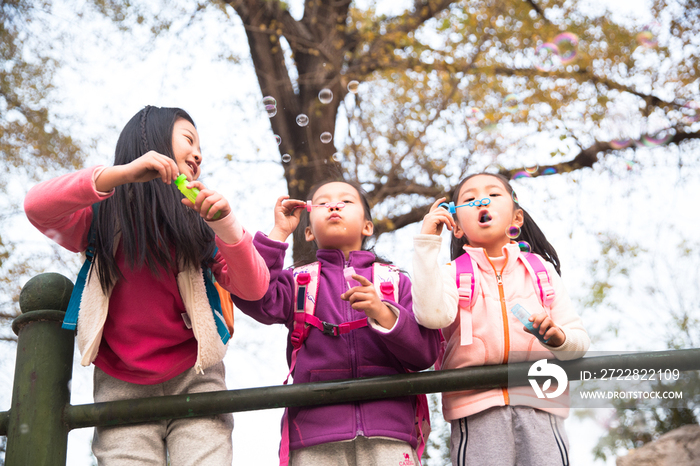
1, 273, 699, 465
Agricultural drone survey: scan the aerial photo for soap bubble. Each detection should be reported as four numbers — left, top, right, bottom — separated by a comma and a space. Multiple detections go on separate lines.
20, 424, 29, 434
553, 32, 579, 64
265, 105, 277, 118
512, 191, 519, 204
625, 160, 636, 171
535, 42, 560, 71
282, 154, 291, 163
610, 139, 634, 149
525, 165, 538, 174
296, 114, 309, 127
318, 88, 333, 104
639, 132, 673, 147
512, 171, 531, 180
503, 94, 520, 113
518, 241, 531, 253
274, 135, 282, 145
320, 132, 333, 144
465, 107, 483, 124
506, 225, 521, 239
262, 96, 277, 107
636, 24, 659, 48
332, 152, 342, 162
347, 80, 360, 94
542, 167, 557, 175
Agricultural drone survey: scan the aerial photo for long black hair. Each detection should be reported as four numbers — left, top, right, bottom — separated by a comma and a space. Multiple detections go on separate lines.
292, 179, 393, 268
449, 173, 561, 275
93, 106, 216, 293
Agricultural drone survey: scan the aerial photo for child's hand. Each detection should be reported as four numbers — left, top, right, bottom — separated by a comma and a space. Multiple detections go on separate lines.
268, 196, 305, 242
341, 274, 397, 330
528, 313, 566, 347
95, 151, 179, 192
420, 197, 456, 235
180, 180, 231, 220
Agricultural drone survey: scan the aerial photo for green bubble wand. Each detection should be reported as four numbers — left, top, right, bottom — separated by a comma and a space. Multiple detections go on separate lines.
174, 174, 221, 220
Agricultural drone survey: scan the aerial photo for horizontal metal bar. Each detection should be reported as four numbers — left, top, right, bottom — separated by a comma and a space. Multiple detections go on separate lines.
65, 348, 700, 430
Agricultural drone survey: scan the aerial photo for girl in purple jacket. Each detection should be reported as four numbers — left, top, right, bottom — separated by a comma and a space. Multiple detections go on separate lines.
232, 180, 440, 466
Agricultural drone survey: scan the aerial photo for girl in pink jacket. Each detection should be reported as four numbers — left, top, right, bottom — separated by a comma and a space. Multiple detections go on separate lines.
24, 106, 269, 465
412, 173, 589, 466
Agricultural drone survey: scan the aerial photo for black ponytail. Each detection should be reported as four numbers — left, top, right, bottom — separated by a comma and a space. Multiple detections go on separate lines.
448, 173, 561, 275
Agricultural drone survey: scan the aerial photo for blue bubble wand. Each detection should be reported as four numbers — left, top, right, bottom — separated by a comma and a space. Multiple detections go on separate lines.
439, 197, 491, 214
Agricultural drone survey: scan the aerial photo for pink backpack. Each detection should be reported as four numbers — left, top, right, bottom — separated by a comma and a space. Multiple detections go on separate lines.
279, 262, 430, 465
435, 250, 555, 370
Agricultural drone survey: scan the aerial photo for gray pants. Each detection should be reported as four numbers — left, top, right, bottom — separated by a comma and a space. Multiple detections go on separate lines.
290, 436, 420, 466
92, 362, 233, 466
450, 406, 569, 466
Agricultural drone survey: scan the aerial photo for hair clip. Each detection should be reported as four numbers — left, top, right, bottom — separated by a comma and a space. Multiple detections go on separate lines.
439, 198, 491, 214
295, 201, 346, 212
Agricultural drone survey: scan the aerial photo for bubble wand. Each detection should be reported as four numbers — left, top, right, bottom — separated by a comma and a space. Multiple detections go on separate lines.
174, 174, 221, 220
294, 201, 346, 212
439, 197, 491, 214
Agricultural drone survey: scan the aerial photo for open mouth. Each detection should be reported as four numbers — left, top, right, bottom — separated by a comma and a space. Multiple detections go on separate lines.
186, 161, 197, 177
478, 209, 492, 224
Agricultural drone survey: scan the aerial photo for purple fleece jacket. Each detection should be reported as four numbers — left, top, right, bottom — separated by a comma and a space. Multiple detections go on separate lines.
232, 232, 441, 451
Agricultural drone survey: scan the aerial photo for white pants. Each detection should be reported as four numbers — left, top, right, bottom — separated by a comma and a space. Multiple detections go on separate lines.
92, 362, 233, 466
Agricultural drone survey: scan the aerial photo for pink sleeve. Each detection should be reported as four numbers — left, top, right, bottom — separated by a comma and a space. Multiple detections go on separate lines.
210, 229, 270, 301
23, 166, 114, 253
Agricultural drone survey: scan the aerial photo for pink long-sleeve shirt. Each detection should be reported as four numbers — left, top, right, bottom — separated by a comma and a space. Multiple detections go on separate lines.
24, 166, 269, 384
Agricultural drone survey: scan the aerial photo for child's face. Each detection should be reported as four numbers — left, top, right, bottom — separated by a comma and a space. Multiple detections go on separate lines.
453, 174, 523, 257
305, 182, 373, 255
172, 118, 202, 180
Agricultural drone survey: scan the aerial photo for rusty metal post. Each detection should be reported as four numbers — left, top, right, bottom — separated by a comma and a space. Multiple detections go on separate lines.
5, 273, 74, 466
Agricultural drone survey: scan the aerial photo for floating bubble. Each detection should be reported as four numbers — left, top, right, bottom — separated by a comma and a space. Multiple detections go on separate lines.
610, 139, 635, 149
482, 123, 499, 132
518, 241, 531, 253
506, 225, 521, 239
636, 28, 658, 48
332, 152, 341, 162
347, 80, 360, 94
535, 42, 560, 71
274, 135, 282, 145
265, 105, 277, 118
19, 424, 29, 434
625, 160, 636, 171
465, 107, 483, 124
553, 32, 579, 64
525, 165, 538, 174
296, 114, 309, 127
262, 96, 277, 107
512, 191, 519, 203
318, 88, 334, 104
282, 154, 291, 163
512, 171, 531, 180
503, 94, 520, 113
639, 132, 673, 147
542, 167, 557, 175
320, 132, 333, 144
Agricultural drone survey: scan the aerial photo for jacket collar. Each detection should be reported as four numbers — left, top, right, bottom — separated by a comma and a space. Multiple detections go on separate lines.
316, 248, 376, 269
462, 242, 522, 274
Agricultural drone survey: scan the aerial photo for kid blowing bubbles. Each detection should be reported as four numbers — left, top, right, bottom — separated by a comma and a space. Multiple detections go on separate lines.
412, 173, 590, 466
232, 180, 441, 466
24, 106, 269, 465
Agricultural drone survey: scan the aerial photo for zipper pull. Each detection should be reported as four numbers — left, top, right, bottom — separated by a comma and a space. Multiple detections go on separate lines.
496, 274, 503, 285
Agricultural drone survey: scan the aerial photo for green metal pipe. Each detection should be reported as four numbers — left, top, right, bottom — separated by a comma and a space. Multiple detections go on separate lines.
66, 348, 700, 430
5, 273, 75, 466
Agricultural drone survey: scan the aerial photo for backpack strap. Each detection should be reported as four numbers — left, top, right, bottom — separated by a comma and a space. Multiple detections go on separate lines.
454, 252, 476, 346
63, 202, 100, 331
519, 252, 556, 308
204, 247, 231, 345
371, 262, 401, 302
